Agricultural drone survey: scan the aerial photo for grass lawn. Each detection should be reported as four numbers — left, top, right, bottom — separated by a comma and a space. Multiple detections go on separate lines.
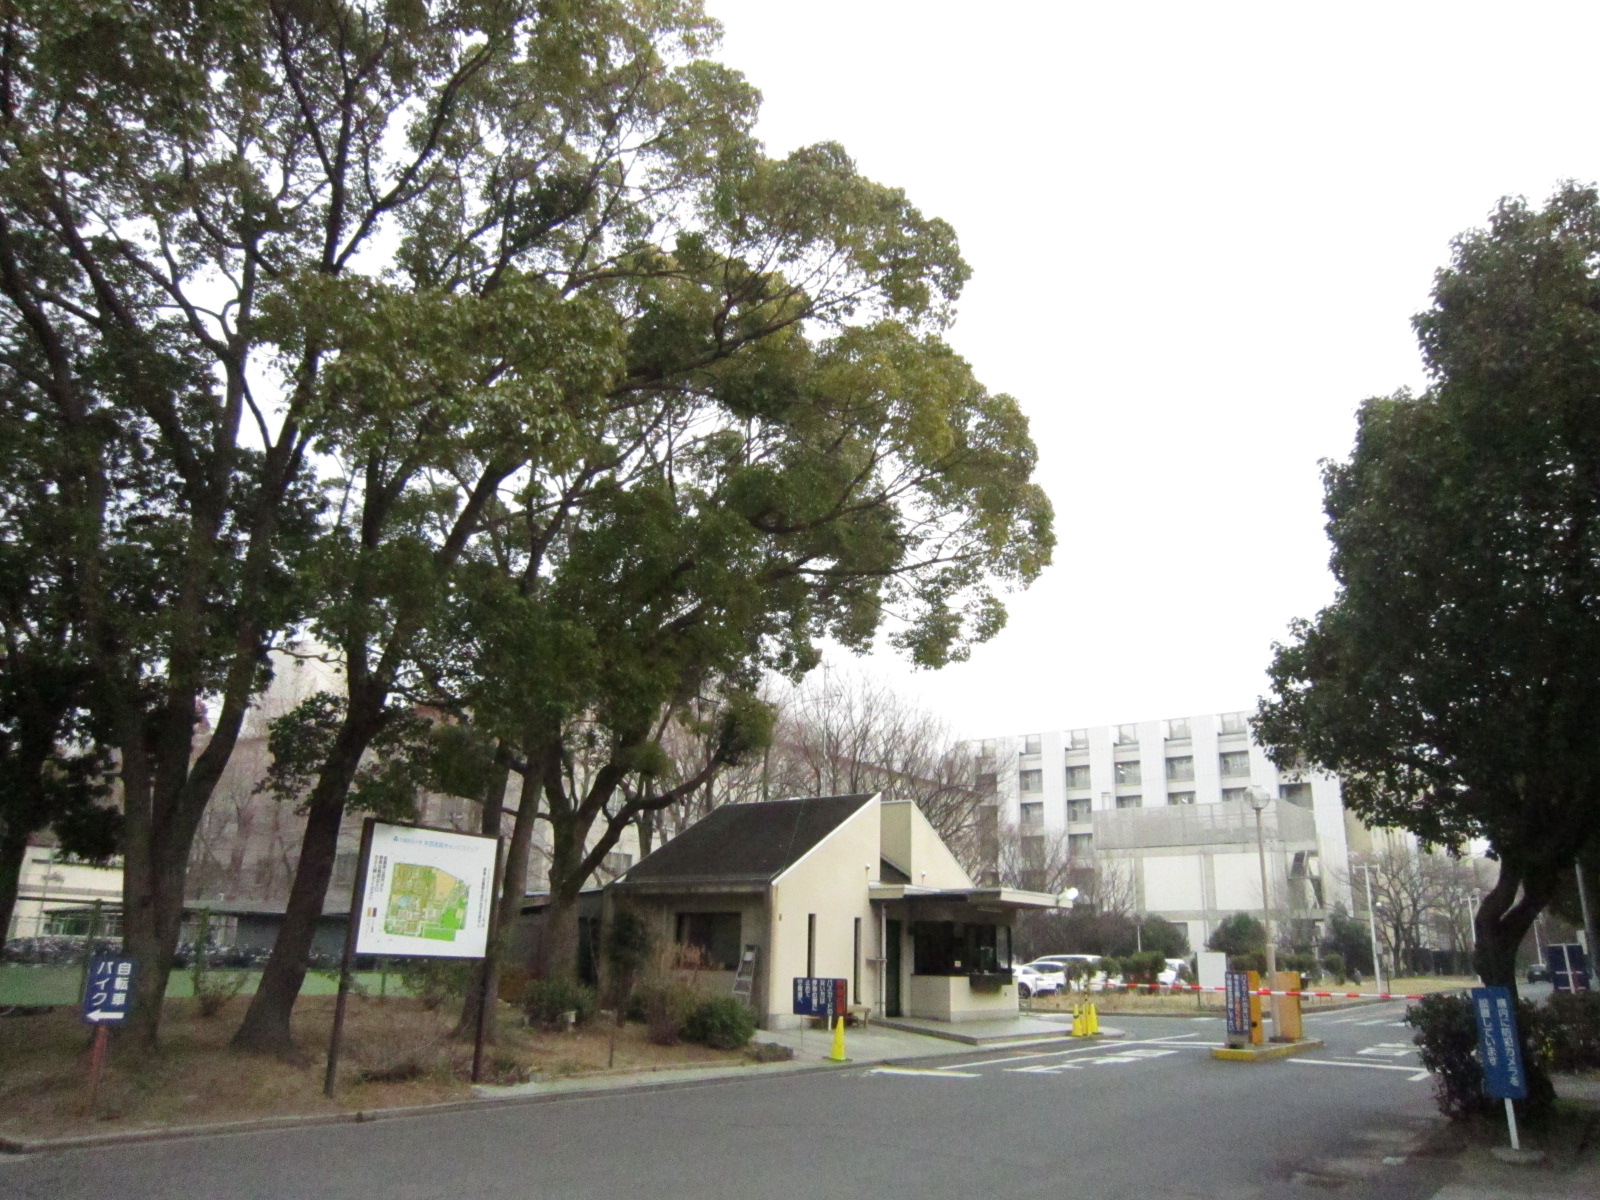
0, 965, 399, 1007
0, 992, 753, 1142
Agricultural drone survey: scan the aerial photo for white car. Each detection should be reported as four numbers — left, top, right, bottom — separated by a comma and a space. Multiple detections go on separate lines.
1031, 954, 1113, 990
1157, 958, 1190, 986
1015, 963, 1065, 999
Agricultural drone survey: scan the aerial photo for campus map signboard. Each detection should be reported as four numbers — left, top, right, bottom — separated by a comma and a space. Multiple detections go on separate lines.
353, 822, 498, 960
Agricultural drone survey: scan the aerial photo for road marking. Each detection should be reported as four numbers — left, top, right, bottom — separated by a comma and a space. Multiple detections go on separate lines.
1356, 1043, 1415, 1058
1288, 1059, 1429, 1078
871, 1067, 980, 1078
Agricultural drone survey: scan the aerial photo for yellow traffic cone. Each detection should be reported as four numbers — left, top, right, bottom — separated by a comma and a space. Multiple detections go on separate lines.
1087, 1003, 1099, 1035
1071, 1005, 1084, 1037
828, 1016, 848, 1062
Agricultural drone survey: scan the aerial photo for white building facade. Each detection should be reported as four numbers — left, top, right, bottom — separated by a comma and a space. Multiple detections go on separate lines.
976, 710, 1355, 952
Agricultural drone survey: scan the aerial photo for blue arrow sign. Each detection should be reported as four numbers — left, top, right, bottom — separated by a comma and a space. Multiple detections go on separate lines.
82, 956, 136, 1025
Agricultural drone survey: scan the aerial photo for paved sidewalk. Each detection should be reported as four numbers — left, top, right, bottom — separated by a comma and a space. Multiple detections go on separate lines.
1424, 1077, 1600, 1200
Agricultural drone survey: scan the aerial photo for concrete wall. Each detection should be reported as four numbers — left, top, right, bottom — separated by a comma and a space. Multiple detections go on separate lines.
906, 974, 1019, 1022
881, 799, 973, 890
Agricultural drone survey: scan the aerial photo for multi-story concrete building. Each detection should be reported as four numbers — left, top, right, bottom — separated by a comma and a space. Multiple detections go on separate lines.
974, 711, 1355, 952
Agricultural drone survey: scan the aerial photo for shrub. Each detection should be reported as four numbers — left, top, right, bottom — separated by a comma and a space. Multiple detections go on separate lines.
747, 1040, 795, 1063
1322, 952, 1346, 984
194, 969, 249, 1017
1542, 992, 1600, 1072
1120, 951, 1167, 986
1405, 991, 1554, 1121
1228, 952, 1266, 975
682, 996, 757, 1050
398, 959, 472, 1010
632, 976, 702, 1045
523, 977, 599, 1029
1208, 913, 1266, 957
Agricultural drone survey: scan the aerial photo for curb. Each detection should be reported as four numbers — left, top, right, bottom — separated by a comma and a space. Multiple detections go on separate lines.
1211, 1039, 1326, 1062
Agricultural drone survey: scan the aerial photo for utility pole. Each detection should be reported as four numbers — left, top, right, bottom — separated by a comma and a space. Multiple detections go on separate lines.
1362, 861, 1386, 994
1576, 859, 1599, 989
1247, 787, 1279, 1032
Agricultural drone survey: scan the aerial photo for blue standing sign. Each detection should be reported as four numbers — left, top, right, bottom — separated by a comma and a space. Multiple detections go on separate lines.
1470, 986, 1526, 1101
792, 977, 847, 1018
82, 956, 136, 1025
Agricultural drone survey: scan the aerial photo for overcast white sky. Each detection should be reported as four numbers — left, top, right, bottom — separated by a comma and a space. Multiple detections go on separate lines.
704, 0, 1600, 740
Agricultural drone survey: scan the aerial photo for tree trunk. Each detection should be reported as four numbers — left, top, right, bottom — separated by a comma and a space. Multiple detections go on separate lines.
539, 815, 584, 982
0, 827, 30, 942
231, 719, 374, 1055
453, 757, 509, 1040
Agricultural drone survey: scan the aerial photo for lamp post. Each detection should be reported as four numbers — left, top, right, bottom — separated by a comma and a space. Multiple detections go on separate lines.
1360, 860, 1386, 995
1246, 787, 1278, 1034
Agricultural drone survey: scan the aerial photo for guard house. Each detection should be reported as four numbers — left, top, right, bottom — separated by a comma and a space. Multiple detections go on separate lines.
606, 793, 1062, 1029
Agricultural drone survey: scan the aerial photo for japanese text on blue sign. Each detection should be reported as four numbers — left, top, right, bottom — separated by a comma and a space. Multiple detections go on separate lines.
1470, 986, 1527, 1100
1225, 970, 1251, 1037
792, 977, 847, 1017
82, 957, 136, 1025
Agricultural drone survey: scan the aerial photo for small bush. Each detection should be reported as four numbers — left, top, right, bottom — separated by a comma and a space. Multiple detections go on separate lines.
1542, 992, 1600, 1072
633, 977, 702, 1045
523, 977, 599, 1029
194, 969, 249, 1018
1405, 991, 1554, 1121
747, 1040, 795, 1063
682, 996, 756, 1050
1120, 951, 1167, 986
1322, 952, 1346, 984
398, 959, 472, 1010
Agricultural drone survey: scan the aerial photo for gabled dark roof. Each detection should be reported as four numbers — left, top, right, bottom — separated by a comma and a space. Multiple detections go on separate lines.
615, 794, 875, 889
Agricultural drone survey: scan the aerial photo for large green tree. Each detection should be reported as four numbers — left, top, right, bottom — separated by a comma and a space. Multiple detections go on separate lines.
1255, 184, 1600, 991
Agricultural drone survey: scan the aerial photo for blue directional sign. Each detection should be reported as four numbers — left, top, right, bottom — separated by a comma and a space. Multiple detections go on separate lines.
792, 977, 847, 1018
82, 957, 136, 1025
1470, 986, 1526, 1100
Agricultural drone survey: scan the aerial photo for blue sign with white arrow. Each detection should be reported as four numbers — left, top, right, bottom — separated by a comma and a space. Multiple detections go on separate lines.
82, 956, 136, 1025
1470, 986, 1526, 1101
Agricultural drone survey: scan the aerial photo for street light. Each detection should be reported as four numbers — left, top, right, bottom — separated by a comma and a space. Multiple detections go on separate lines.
1246, 787, 1278, 992
1359, 860, 1386, 995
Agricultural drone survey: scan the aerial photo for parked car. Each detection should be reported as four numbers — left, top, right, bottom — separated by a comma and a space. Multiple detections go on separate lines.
1015, 963, 1064, 999
1031, 954, 1115, 990
1526, 962, 1551, 984
1157, 958, 1190, 986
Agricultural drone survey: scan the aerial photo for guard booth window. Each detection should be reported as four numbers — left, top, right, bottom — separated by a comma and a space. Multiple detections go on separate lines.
676, 912, 741, 970
912, 921, 1009, 975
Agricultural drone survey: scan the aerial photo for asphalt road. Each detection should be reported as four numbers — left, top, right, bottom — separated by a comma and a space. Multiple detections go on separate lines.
1, 1001, 1454, 1200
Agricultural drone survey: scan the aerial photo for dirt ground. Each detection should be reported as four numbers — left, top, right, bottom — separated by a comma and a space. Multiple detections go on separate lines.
0, 994, 747, 1141
1026, 975, 1475, 1016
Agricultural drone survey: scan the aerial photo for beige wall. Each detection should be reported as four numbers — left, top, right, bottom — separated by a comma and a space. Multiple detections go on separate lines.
880, 800, 973, 889
768, 797, 882, 1029
907, 973, 1019, 1022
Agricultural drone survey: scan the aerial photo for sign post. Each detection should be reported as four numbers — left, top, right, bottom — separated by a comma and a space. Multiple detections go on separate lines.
325, 819, 501, 1097
1224, 970, 1263, 1047
1470, 986, 1528, 1152
81, 956, 136, 1112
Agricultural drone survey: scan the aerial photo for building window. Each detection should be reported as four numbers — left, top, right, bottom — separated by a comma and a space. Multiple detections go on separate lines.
1116, 794, 1142, 810
1114, 760, 1141, 786
1068, 833, 1093, 858
1067, 798, 1092, 823
602, 851, 633, 877
1019, 768, 1043, 793
1067, 728, 1089, 750
1165, 756, 1194, 782
976, 771, 998, 795
913, 921, 1007, 975
1065, 764, 1091, 789
1221, 787, 1248, 805
1022, 733, 1041, 755
1019, 801, 1044, 830
1219, 750, 1250, 777
1219, 711, 1248, 735
676, 912, 742, 970
1115, 723, 1138, 745
1280, 781, 1312, 806
1168, 791, 1196, 805
1165, 717, 1191, 740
